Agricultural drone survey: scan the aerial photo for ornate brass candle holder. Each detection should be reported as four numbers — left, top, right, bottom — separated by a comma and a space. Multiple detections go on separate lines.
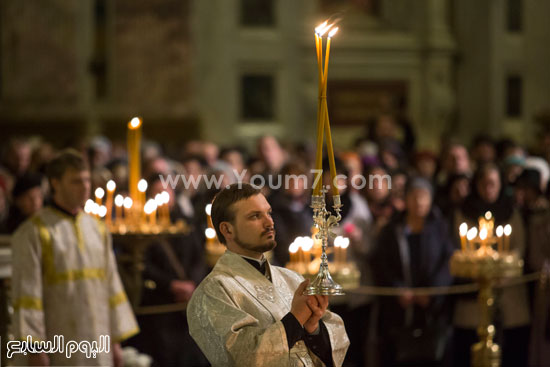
450, 213, 523, 367
305, 189, 345, 296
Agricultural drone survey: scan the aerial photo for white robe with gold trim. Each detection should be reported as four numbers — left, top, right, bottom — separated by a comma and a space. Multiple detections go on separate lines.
11, 207, 138, 366
187, 251, 350, 367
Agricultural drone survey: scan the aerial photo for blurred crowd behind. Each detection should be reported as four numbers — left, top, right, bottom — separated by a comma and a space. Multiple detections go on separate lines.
2, 112, 550, 367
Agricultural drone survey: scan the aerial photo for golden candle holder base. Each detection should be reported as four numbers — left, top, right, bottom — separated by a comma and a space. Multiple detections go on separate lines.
450, 251, 523, 367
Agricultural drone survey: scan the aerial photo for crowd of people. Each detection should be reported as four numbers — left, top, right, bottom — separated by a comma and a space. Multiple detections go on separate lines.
2, 112, 550, 367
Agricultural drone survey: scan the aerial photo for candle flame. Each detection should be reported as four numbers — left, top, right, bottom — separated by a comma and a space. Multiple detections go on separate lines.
334, 236, 350, 248
161, 191, 170, 204
84, 199, 94, 213
302, 237, 314, 252
467, 227, 477, 241
205, 227, 216, 239
315, 21, 328, 34
485, 211, 492, 220
138, 179, 148, 193
459, 222, 468, 236
129, 117, 142, 129
328, 26, 339, 38
123, 197, 133, 209
289, 241, 299, 254
504, 224, 512, 236
95, 187, 105, 199
479, 228, 488, 241
98, 205, 107, 218
106, 180, 116, 192
340, 237, 350, 249
205, 203, 212, 216
496, 225, 504, 237
317, 23, 333, 37
91, 203, 100, 215
144, 199, 157, 215
114, 195, 124, 207
154, 193, 163, 206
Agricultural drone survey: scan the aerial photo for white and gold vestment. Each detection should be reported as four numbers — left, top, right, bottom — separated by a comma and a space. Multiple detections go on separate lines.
187, 251, 350, 367
11, 207, 138, 366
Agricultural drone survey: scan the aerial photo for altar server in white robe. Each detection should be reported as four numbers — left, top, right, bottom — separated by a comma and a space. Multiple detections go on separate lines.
187, 183, 350, 367
11, 149, 138, 366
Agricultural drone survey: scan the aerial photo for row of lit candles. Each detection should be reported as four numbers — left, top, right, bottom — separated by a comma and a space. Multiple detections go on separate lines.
288, 235, 350, 265
458, 212, 512, 253
85, 178, 171, 228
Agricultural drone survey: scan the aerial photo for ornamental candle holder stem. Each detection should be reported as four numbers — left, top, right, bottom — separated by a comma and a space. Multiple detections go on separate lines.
306, 188, 344, 295
450, 212, 522, 367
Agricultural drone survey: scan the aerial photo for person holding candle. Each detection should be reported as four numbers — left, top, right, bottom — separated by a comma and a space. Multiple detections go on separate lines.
371, 177, 454, 367
452, 163, 529, 367
187, 183, 349, 367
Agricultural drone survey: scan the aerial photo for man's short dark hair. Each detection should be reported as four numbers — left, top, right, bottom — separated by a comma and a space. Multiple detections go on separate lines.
211, 183, 260, 244
46, 149, 88, 182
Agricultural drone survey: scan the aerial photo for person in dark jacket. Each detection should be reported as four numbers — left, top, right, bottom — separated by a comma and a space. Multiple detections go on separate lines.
371, 177, 454, 367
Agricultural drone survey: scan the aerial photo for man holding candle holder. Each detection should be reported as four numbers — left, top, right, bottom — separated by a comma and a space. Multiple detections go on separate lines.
187, 183, 349, 367
11, 149, 138, 366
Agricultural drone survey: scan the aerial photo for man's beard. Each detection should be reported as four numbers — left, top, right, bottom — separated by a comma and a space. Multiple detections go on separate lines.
234, 231, 277, 254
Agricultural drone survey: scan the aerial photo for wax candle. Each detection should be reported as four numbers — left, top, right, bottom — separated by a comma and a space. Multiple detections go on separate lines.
334, 236, 343, 265
144, 199, 157, 227
340, 237, 350, 264
84, 199, 94, 215
467, 227, 478, 251
105, 180, 116, 225
496, 225, 504, 252
205, 227, 216, 245
289, 241, 299, 264
459, 223, 468, 252
503, 224, 512, 252
95, 187, 105, 206
128, 117, 142, 204
302, 237, 314, 264
114, 194, 124, 225
123, 197, 133, 226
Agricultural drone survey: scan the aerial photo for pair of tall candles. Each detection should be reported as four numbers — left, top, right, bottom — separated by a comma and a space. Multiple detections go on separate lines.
313, 21, 339, 197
